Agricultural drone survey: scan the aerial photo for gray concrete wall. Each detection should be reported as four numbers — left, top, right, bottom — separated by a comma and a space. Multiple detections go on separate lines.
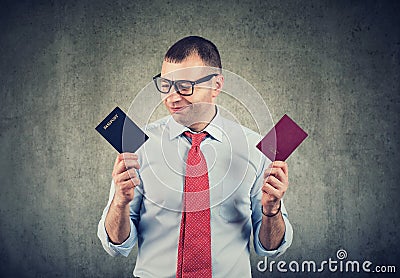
1, 0, 399, 277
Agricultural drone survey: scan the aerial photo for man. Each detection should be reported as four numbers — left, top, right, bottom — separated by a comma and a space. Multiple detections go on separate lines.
98, 36, 293, 277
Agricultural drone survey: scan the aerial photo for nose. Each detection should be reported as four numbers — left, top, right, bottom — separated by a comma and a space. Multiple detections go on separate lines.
164, 90, 183, 104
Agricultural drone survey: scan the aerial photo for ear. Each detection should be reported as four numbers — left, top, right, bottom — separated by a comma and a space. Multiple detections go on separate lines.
211, 74, 224, 99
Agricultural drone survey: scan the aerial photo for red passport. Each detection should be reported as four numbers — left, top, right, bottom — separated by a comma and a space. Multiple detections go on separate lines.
256, 114, 308, 161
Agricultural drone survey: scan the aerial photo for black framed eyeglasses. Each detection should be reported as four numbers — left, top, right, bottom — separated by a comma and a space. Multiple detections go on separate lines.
152, 73, 219, 96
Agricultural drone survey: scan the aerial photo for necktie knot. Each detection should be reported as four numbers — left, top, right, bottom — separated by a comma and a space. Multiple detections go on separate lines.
184, 131, 207, 148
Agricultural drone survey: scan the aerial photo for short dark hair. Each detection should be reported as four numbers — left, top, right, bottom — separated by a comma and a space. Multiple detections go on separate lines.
164, 36, 222, 69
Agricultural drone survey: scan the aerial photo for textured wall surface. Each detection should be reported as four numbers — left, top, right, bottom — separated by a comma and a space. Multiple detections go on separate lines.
1, 0, 399, 277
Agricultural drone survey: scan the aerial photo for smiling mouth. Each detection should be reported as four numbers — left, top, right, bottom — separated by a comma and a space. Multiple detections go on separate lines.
170, 106, 188, 113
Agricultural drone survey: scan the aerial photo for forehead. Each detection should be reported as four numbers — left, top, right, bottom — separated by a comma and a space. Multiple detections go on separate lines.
161, 55, 210, 80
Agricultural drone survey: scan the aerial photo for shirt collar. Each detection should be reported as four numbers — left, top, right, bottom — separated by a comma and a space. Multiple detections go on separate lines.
167, 107, 224, 142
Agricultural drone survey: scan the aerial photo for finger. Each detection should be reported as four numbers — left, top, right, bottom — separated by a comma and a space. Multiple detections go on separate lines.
115, 152, 138, 162
261, 182, 281, 198
121, 177, 140, 188
115, 168, 138, 183
126, 168, 140, 185
131, 176, 141, 186
262, 180, 285, 200
264, 167, 288, 184
117, 180, 136, 197
270, 161, 288, 176
119, 179, 136, 190
113, 159, 140, 176
121, 159, 141, 170
114, 153, 138, 167
120, 152, 138, 160
119, 177, 140, 191
264, 175, 284, 191
263, 166, 273, 178
113, 161, 129, 177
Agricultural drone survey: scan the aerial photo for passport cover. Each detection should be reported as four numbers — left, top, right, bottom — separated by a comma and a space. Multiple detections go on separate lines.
256, 114, 308, 161
95, 106, 149, 153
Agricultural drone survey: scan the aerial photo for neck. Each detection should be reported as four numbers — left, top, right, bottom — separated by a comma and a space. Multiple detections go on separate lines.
189, 105, 217, 132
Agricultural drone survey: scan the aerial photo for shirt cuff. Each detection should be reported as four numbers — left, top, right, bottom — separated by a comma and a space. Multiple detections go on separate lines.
254, 213, 293, 258
97, 213, 137, 257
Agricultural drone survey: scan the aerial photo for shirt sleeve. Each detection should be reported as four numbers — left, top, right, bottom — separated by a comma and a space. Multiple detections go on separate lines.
250, 156, 293, 258
97, 179, 143, 257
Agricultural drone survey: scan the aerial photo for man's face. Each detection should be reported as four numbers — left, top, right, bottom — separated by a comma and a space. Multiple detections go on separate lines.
160, 54, 223, 131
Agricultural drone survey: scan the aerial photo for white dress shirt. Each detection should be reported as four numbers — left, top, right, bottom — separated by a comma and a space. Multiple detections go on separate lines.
98, 110, 293, 278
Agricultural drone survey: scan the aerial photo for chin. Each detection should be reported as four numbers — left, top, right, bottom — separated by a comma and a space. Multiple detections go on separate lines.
171, 112, 185, 124
172, 109, 195, 126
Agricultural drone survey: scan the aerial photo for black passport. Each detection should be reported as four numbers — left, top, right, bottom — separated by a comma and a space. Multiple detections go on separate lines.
95, 106, 149, 153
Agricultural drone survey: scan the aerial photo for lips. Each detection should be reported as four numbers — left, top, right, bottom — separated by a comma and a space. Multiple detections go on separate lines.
170, 106, 188, 113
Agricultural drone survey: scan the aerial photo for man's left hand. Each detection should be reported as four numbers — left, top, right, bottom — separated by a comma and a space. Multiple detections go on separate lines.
261, 161, 289, 215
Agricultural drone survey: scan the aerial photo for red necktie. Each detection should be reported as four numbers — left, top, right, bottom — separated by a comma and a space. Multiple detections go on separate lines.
176, 132, 212, 278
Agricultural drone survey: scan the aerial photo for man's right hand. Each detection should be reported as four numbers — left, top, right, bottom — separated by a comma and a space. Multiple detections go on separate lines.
111, 153, 141, 208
